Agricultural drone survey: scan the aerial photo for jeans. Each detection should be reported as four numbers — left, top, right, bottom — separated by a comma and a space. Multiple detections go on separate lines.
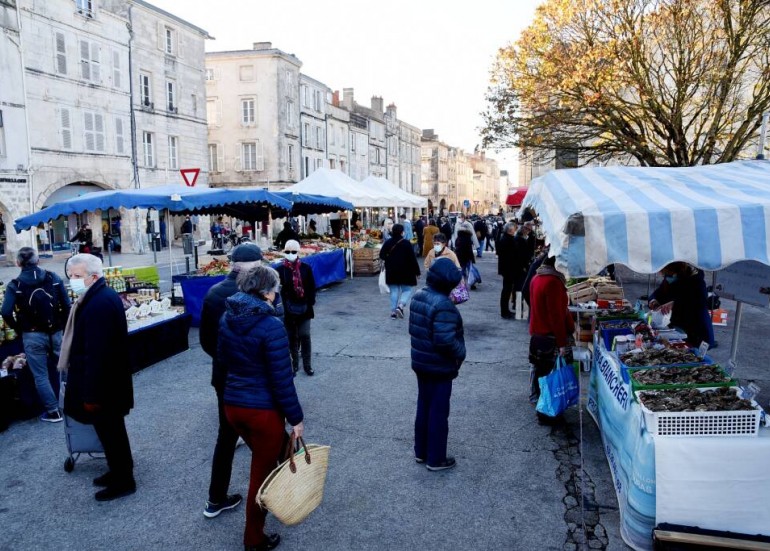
208, 385, 239, 504
389, 285, 415, 311
285, 317, 312, 372
476, 239, 485, 257
22, 331, 62, 413
225, 406, 286, 547
414, 376, 453, 466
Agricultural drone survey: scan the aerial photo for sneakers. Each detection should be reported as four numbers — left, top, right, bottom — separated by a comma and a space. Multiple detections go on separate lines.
40, 410, 63, 423
415, 457, 425, 464
390, 311, 398, 320
204, 494, 243, 518
426, 457, 456, 471
396, 306, 405, 319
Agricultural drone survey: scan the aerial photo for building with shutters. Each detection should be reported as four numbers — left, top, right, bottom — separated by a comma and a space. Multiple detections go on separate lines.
205, 42, 302, 190
299, 74, 330, 179
0, 0, 210, 258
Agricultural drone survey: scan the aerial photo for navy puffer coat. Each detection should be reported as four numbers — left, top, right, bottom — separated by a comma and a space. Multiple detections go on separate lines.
408, 258, 466, 379
219, 292, 303, 426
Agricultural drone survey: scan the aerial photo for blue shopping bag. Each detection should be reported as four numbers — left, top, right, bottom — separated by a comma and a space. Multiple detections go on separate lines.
536, 356, 579, 417
467, 264, 482, 287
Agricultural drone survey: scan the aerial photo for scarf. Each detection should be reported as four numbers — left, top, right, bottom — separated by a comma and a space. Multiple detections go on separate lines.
283, 259, 304, 299
536, 264, 567, 287
57, 293, 85, 373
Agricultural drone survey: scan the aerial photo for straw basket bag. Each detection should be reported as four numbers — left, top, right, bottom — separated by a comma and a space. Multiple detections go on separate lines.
257, 435, 331, 526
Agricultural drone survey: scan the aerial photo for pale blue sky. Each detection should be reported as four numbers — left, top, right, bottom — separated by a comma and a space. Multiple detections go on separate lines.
149, 0, 544, 179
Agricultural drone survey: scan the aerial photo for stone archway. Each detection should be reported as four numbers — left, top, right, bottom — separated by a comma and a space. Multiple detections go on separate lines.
37, 181, 113, 251
439, 199, 446, 214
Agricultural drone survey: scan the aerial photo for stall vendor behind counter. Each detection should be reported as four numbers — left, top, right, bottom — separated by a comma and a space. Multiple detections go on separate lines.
649, 262, 715, 348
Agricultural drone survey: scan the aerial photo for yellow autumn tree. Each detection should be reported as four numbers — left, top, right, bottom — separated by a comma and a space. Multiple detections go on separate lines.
482, 0, 770, 166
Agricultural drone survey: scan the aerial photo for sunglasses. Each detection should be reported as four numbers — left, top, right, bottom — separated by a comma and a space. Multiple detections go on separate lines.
284, 250, 299, 254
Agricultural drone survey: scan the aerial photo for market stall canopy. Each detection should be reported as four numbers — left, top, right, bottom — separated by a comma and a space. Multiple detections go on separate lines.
505, 187, 529, 207
13, 184, 293, 232
359, 176, 428, 208
521, 160, 770, 278
273, 192, 354, 215
280, 168, 389, 207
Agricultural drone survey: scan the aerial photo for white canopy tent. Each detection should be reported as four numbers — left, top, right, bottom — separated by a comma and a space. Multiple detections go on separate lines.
281, 168, 386, 207
359, 176, 428, 209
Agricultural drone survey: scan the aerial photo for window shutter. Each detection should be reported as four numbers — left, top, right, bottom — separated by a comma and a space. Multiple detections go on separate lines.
112, 50, 121, 89
83, 111, 94, 151
90, 42, 100, 83
80, 40, 90, 80
234, 144, 241, 171
256, 142, 264, 171
115, 117, 124, 154
60, 108, 72, 149
95, 114, 105, 151
217, 144, 225, 172
157, 22, 165, 51
55, 32, 67, 75
216, 99, 222, 126
177, 34, 184, 60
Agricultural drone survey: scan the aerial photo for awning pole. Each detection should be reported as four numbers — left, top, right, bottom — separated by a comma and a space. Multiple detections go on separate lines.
107, 208, 113, 267
348, 213, 353, 279
729, 300, 744, 367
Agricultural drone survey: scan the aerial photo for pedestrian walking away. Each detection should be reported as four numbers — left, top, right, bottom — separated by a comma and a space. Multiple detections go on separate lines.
496, 222, 518, 319
408, 258, 466, 471
58, 254, 136, 501
528, 256, 574, 426
276, 240, 317, 376
200, 243, 265, 519
473, 217, 488, 258
1, 247, 71, 422
379, 223, 421, 320
421, 219, 440, 259
218, 265, 305, 551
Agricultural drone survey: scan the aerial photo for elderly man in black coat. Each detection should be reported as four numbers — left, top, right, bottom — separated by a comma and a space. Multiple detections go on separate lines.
408, 258, 465, 472
59, 253, 134, 501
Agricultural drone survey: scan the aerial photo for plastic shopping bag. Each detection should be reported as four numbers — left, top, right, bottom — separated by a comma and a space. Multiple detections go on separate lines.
536, 356, 579, 417
467, 264, 482, 287
378, 267, 389, 294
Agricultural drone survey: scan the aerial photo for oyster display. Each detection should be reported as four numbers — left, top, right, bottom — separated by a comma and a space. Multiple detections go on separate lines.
620, 348, 700, 367
638, 387, 755, 412
631, 365, 730, 385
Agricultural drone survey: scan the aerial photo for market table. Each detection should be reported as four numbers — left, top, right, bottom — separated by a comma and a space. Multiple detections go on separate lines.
127, 311, 192, 374
176, 249, 347, 327
0, 338, 61, 427
587, 340, 770, 551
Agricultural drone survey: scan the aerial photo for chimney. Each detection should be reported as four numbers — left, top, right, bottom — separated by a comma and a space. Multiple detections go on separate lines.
422, 129, 437, 140
253, 41, 272, 50
332, 90, 340, 107
386, 103, 397, 118
371, 96, 384, 114
342, 87, 354, 109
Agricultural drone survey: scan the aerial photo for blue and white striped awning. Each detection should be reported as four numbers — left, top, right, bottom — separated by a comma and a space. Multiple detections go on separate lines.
521, 160, 770, 277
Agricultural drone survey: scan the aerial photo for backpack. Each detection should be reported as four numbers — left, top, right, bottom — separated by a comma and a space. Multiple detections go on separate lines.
13, 271, 63, 333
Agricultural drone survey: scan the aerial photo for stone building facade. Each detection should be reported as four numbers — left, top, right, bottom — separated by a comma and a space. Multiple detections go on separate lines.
205, 42, 301, 190
1, 0, 209, 259
325, 97, 349, 174
299, 74, 330, 179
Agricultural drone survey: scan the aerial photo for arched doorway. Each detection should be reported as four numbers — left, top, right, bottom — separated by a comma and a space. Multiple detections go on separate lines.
439, 199, 446, 215
448, 203, 456, 212
41, 182, 110, 251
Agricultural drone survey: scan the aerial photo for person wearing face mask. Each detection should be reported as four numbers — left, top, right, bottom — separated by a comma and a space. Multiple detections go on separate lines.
58, 254, 135, 501
648, 262, 715, 348
275, 240, 317, 376
219, 265, 304, 551
423, 233, 460, 271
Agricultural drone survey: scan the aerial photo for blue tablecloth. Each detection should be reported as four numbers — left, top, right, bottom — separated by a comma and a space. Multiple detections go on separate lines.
178, 249, 346, 327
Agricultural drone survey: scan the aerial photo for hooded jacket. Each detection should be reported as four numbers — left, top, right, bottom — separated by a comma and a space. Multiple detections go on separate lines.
218, 292, 303, 426
408, 258, 466, 379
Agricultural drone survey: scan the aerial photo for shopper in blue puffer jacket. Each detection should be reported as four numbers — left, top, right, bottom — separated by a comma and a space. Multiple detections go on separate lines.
408, 257, 465, 472
218, 265, 304, 551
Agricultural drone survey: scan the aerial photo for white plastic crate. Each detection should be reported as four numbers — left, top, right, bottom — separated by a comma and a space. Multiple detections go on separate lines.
636, 388, 762, 437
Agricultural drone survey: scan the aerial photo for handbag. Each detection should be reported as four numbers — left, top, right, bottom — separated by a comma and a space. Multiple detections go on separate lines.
257, 434, 331, 526
536, 356, 579, 417
284, 299, 308, 316
378, 266, 389, 294
449, 279, 469, 305
467, 264, 482, 287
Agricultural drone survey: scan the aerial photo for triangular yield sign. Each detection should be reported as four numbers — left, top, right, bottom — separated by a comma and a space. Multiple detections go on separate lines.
180, 168, 200, 187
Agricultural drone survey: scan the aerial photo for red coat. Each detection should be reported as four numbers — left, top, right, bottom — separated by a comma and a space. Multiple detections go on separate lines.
528, 273, 574, 347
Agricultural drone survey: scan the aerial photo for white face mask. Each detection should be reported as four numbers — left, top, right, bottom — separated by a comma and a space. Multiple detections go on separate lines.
284, 253, 298, 262
69, 278, 87, 295
433, 244, 444, 254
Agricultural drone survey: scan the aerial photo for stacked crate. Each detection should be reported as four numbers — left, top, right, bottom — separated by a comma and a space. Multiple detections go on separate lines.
352, 247, 380, 275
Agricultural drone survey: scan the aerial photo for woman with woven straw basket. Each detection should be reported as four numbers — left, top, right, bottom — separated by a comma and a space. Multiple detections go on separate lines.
218, 265, 304, 551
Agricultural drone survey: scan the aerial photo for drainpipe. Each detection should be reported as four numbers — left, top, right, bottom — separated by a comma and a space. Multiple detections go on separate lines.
12, 6, 35, 248
126, 4, 145, 253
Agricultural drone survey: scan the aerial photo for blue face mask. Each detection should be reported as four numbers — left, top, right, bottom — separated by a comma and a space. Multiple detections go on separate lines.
664, 275, 678, 284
